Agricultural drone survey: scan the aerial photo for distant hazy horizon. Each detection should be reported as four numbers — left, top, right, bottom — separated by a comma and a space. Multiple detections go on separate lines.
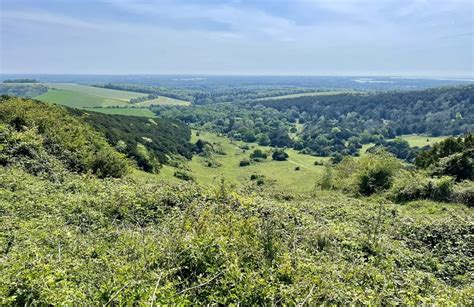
1, 73, 473, 80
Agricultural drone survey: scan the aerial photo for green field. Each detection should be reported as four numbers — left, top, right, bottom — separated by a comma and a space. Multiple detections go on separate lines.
255, 90, 354, 101
161, 131, 328, 192
83, 107, 156, 117
161, 132, 449, 190
44, 83, 146, 101
359, 135, 448, 155
136, 96, 190, 106
37, 83, 190, 108
36, 89, 130, 108
399, 134, 448, 147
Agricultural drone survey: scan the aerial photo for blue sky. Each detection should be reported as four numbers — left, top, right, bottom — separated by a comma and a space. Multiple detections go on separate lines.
1, 0, 472, 76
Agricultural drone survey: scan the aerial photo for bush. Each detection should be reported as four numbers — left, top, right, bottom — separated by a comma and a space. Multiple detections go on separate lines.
452, 181, 474, 206
250, 149, 267, 160
173, 170, 194, 181
90, 150, 128, 178
389, 171, 454, 203
332, 152, 402, 196
428, 176, 453, 202
239, 159, 250, 167
389, 170, 430, 202
272, 149, 288, 161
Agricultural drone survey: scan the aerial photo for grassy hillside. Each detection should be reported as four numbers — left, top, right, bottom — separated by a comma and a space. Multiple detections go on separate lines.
2, 158, 473, 305
159, 130, 328, 192
1, 95, 472, 305
70, 109, 193, 172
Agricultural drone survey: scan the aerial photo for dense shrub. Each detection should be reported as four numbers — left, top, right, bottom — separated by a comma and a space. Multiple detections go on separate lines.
452, 181, 474, 206
416, 133, 473, 181
173, 170, 195, 181
250, 149, 268, 160
272, 149, 289, 161
1, 166, 473, 305
0, 96, 128, 178
90, 149, 128, 178
71, 109, 193, 171
329, 152, 402, 196
239, 159, 250, 167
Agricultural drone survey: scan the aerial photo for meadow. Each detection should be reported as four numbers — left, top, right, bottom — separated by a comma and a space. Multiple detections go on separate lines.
159, 131, 449, 192
160, 130, 329, 192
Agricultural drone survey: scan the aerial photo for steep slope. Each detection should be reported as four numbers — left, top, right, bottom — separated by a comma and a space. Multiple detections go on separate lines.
69, 109, 193, 173
0, 96, 128, 179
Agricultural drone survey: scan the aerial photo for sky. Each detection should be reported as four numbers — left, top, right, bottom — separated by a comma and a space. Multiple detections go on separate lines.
0, 0, 473, 76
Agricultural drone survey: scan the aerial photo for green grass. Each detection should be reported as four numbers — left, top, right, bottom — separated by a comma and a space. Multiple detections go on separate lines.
255, 90, 355, 101
160, 130, 328, 192
44, 83, 146, 101
37, 83, 190, 108
136, 96, 191, 106
36, 89, 130, 108
359, 134, 448, 156
398, 134, 448, 147
83, 107, 157, 117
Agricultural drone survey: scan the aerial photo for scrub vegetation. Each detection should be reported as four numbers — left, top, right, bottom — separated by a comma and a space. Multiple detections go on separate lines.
0, 86, 473, 305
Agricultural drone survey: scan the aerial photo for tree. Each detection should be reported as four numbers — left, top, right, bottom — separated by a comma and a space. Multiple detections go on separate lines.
250, 149, 267, 160
272, 149, 289, 161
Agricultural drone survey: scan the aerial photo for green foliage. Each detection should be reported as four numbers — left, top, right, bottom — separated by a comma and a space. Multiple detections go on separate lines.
250, 149, 268, 160
1, 166, 473, 305
0, 96, 128, 178
331, 152, 402, 195
174, 170, 195, 181
452, 181, 474, 206
239, 159, 250, 167
272, 149, 289, 161
416, 133, 473, 181
70, 109, 193, 171
0, 84, 48, 98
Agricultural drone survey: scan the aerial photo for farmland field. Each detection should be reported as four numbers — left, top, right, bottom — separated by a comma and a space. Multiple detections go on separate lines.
44, 83, 147, 101
36, 89, 130, 108
136, 96, 190, 106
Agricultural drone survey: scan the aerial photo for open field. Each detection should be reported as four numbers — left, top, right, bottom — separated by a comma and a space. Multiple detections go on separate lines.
44, 83, 146, 101
136, 96, 191, 106
255, 90, 355, 101
399, 134, 448, 147
36, 89, 130, 108
160, 130, 329, 192
160, 132, 450, 190
83, 107, 156, 117
38, 83, 190, 107
359, 135, 448, 155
